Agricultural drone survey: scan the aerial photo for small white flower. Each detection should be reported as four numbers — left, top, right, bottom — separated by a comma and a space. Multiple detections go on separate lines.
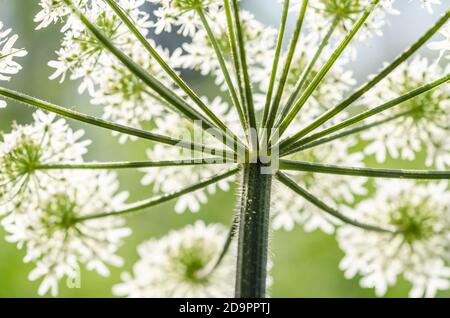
2, 170, 131, 297
47, 4, 151, 90
0, 21, 27, 108
428, 23, 450, 63
361, 56, 449, 167
113, 221, 235, 298
338, 180, 450, 298
416, 0, 442, 13
148, 0, 222, 37
34, 0, 78, 30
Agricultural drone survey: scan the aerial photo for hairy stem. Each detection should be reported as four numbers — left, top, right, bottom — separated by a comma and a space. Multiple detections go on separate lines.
235, 162, 273, 298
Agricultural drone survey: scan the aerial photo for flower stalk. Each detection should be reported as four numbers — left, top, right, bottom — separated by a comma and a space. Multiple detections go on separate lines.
235, 162, 273, 298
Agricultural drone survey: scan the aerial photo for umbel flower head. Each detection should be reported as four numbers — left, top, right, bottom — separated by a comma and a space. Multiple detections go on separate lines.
113, 221, 235, 297
361, 56, 449, 167
338, 180, 450, 298
2, 170, 131, 296
48, 2, 153, 94
0, 21, 27, 108
0, 111, 90, 213
304, 0, 396, 42
287, 0, 441, 48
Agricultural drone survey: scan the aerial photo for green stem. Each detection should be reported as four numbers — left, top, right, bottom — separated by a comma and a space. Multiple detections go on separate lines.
264, 0, 308, 132
64, 0, 247, 155
279, 9, 450, 144
261, 0, 291, 128
230, 0, 258, 147
276, 0, 380, 138
224, 0, 247, 130
196, 7, 247, 137
283, 111, 410, 156
275, 16, 340, 126
103, 0, 240, 143
276, 172, 397, 233
36, 158, 229, 170
280, 73, 450, 153
75, 167, 239, 222
0, 86, 235, 160
279, 160, 450, 179
235, 162, 273, 298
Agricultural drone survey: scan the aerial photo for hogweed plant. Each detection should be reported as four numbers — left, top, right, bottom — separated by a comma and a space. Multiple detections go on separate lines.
0, 0, 449, 298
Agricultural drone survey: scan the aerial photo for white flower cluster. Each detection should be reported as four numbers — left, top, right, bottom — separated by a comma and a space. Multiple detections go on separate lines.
304, 0, 398, 44
338, 180, 450, 297
428, 23, 450, 64
0, 21, 27, 108
0, 111, 90, 209
113, 221, 235, 297
416, 0, 442, 13
361, 56, 449, 169
148, 0, 222, 36
0, 111, 131, 296
284, 0, 441, 55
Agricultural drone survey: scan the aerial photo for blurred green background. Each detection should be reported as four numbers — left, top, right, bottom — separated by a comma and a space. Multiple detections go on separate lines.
0, 0, 448, 298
